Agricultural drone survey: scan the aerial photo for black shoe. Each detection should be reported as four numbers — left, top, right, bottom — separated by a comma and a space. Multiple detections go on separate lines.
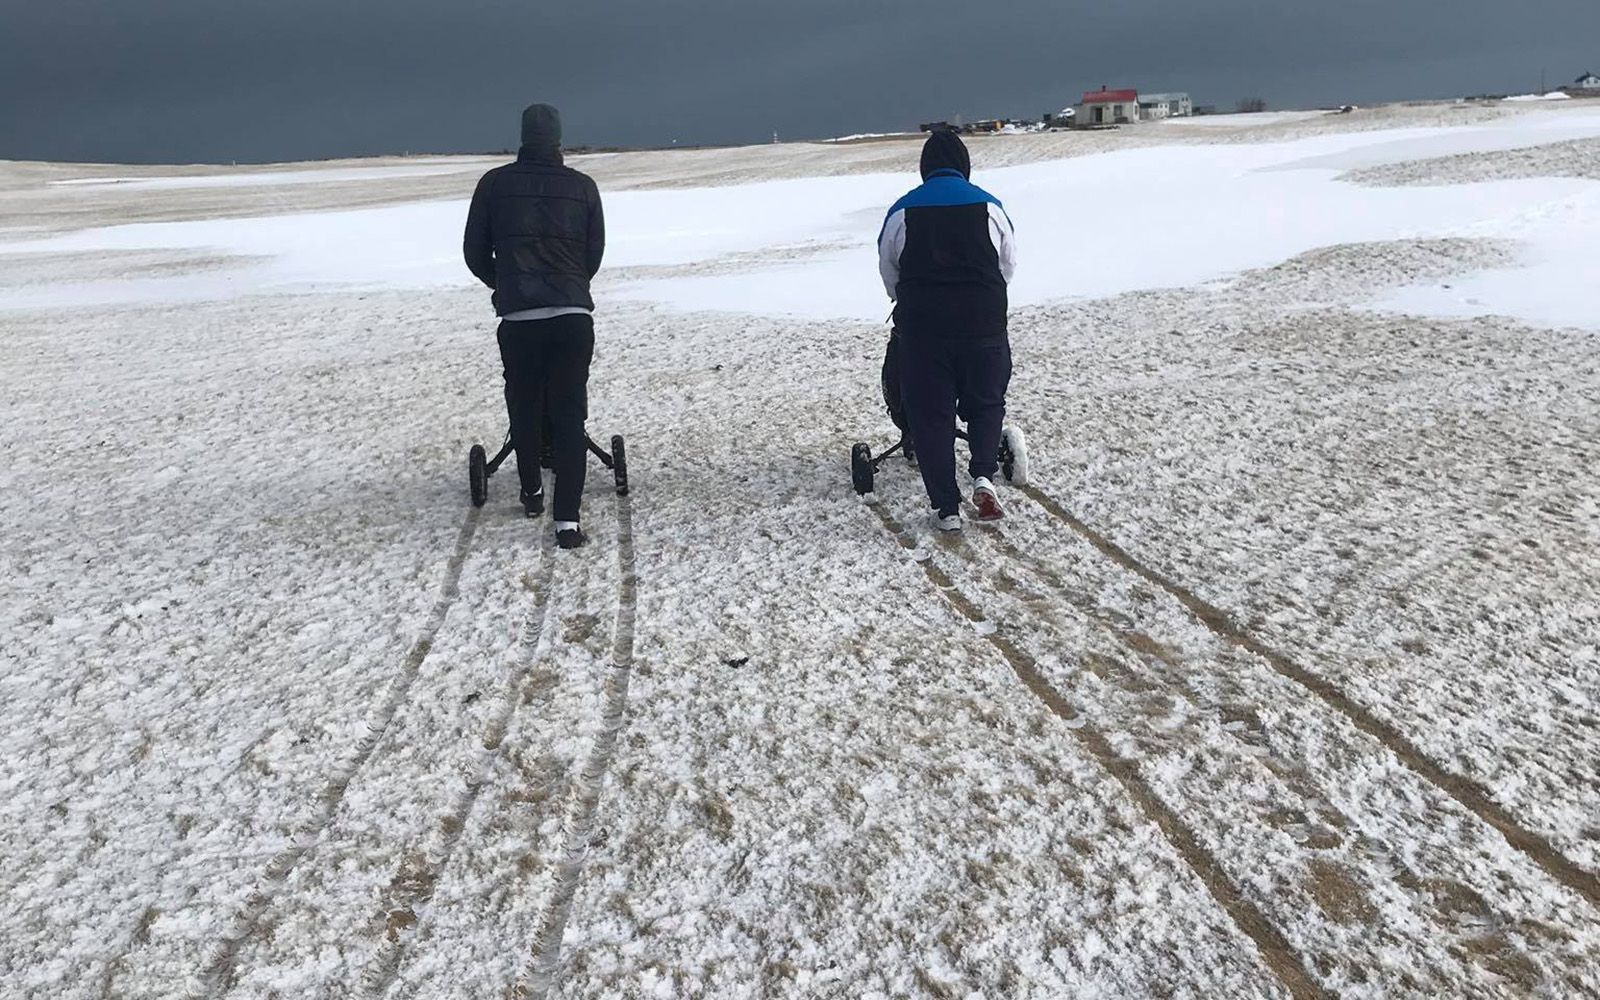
556, 527, 587, 550
521, 489, 545, 518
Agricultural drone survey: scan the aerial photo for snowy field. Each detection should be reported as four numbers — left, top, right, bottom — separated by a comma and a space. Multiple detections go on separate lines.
2, 100, 1599, 999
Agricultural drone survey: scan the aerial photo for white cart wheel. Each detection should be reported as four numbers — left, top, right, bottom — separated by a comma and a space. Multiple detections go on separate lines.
1000, 426, 1029, 485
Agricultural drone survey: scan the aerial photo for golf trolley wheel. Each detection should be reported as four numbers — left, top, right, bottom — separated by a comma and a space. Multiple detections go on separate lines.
468, 444, 489, 507
851, 443, 875, 496
999, 426, 1029, 485
610, 434, 629, 496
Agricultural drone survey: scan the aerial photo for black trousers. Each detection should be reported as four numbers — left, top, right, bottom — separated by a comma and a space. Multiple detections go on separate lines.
497, 314, 594, 522
898, 330, 1011, 516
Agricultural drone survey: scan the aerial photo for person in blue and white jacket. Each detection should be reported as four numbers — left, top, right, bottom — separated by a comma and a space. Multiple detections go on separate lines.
878, 129, 1017, 530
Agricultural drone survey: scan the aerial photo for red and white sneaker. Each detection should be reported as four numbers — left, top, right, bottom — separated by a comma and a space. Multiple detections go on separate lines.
972, 478, 1005, 521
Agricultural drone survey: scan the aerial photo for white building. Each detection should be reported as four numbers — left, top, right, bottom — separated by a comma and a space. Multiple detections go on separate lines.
1139, 92, 1193, 118
1076, 88, 1140, 125
1576, 72, 1600, 90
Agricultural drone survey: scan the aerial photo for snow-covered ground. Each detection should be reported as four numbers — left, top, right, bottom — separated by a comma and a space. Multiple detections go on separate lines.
1159, 110, 1328, 128
1505, 92, 1573, 104
2, 100, 1598, 999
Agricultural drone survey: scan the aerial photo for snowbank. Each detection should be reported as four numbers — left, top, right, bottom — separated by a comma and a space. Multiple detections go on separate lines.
5, 108, 1600, 331
823, 132, 919, 143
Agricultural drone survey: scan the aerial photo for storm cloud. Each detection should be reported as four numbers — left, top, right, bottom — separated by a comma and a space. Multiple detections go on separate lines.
2, 0, 1597, 163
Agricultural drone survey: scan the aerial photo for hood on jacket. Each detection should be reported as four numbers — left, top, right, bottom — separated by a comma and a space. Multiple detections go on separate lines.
521, 103, 562, 150
919, 129, 971, 180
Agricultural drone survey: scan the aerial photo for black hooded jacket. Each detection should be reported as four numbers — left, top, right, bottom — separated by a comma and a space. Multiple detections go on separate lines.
463, 120, 605, 316
877, 130, 1016, 338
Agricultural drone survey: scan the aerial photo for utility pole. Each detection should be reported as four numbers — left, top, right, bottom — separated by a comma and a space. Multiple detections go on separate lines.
1541, 68, 1547, 94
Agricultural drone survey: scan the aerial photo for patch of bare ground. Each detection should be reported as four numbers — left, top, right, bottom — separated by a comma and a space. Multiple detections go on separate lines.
1230, 238, 1521, 303
1343, 137, 1600, 187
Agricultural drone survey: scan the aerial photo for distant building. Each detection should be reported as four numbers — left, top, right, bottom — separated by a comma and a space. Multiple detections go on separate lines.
1076, 87, 1140, 125
1139, 92, 1193, 119
1575, 72, 1600, 91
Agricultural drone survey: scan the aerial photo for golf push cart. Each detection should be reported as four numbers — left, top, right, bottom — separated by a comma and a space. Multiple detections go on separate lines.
851, 331, 1028, 496
468, 400, 628, 507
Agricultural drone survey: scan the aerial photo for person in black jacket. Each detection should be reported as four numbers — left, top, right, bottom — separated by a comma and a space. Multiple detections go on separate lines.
878, 130, 1017, 531
464, 103, 605, 549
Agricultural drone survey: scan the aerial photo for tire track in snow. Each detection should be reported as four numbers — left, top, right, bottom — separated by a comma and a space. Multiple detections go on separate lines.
865, 499, 1335, 1000
1018, 483, 1600, 913
976, 523, 1563, 990
352, 532, 558, 1000
185, 508, 484, 999
507, 493, 638, 1000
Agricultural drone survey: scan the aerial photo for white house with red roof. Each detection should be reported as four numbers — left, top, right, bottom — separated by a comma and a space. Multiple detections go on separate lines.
1076, 87, 1140, 125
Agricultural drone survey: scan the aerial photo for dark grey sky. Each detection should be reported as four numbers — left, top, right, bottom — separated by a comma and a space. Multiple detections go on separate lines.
3, 0, 1597, 164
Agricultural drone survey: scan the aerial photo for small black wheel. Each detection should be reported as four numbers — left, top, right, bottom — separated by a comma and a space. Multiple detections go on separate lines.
851, 443, 875, 496
468, 444, 488, 507
610, 434, 629, 496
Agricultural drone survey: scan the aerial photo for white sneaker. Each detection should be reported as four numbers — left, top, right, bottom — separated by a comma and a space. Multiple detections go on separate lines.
972, 478, 1005, 522
933, 511, 963, 532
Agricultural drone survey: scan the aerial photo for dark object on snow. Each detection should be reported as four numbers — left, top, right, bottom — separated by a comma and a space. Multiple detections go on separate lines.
463, 104, 606, 317
467, 358, 626, 511
725, 657, 750, 668
900, 331, 1011, 516
851, 331, 1027, 497
469, 444, 489, 507
869, 132, 1021, 508
556, 527, 587, 550
465, 104, 627, 523
920, 119, 1009, 136
499, 313, 594, 523
881, 335, 910, 442
885, 130, 1011, 340
468, 426, 627, 508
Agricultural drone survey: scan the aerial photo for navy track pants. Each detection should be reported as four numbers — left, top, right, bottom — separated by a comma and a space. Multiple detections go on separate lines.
897, 330, 1012, 516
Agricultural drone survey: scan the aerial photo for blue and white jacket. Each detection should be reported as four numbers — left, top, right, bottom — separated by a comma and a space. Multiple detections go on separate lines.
878, 167, 1017, 338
